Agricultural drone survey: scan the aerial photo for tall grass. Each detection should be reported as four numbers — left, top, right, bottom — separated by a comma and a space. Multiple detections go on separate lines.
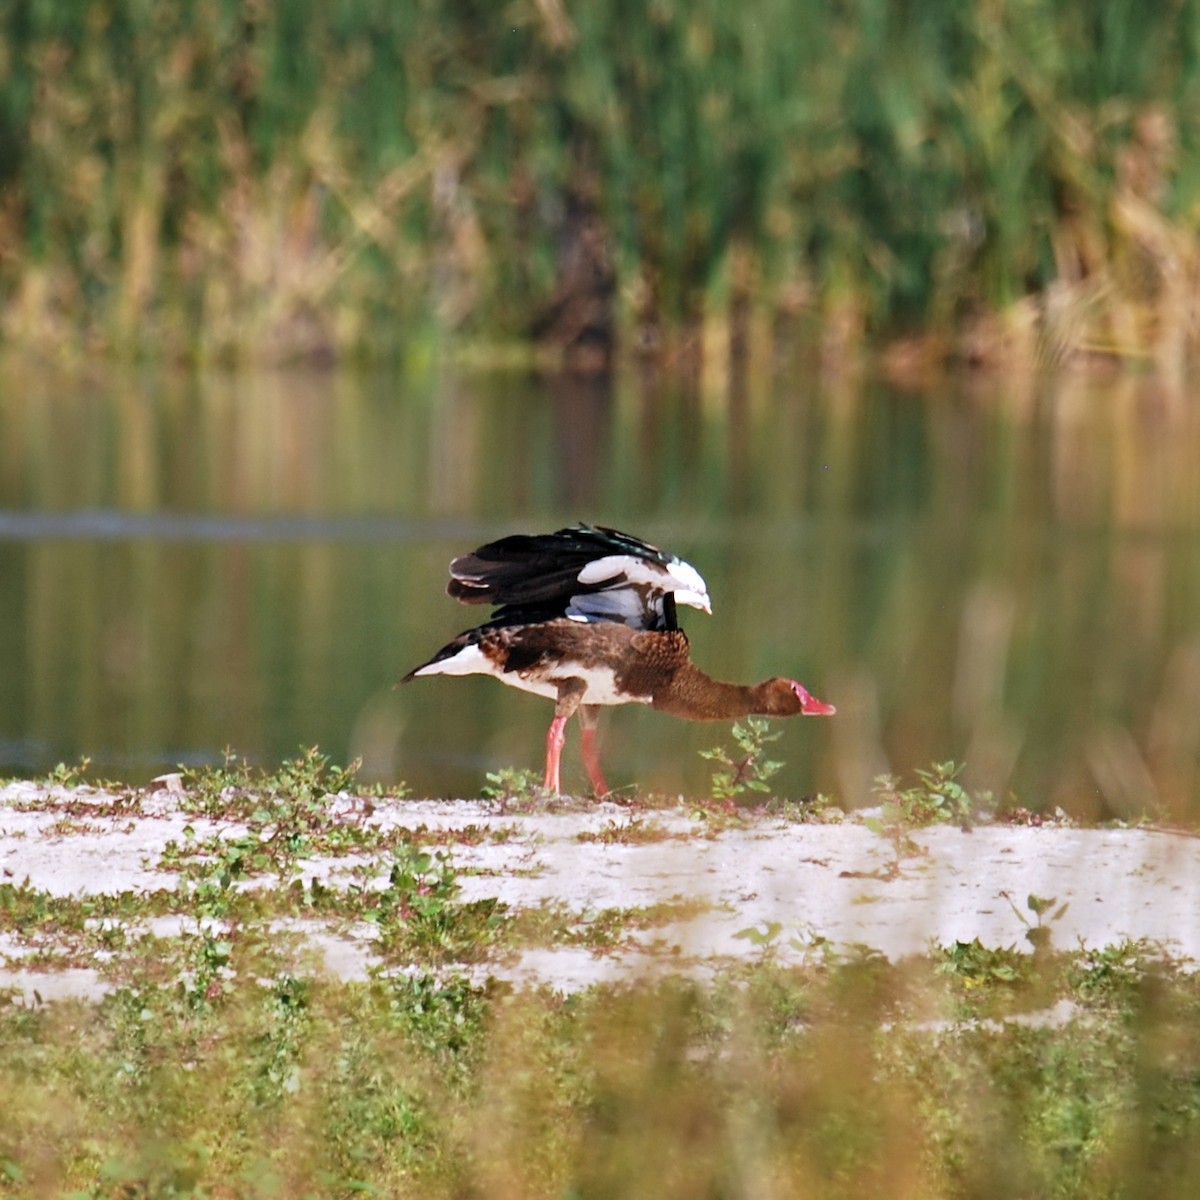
2, 1, 1199, 364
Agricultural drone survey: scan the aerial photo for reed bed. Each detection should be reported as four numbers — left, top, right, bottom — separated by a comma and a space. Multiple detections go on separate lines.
2, 1, 1199, 367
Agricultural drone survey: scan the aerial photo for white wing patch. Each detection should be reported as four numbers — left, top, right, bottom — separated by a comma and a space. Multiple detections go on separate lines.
576, 554, 643, 586
574, 552, 712, 615
664, 559, 711, 611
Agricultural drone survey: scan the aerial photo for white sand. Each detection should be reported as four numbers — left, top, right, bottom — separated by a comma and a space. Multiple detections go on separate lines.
1, 784, 1196, 999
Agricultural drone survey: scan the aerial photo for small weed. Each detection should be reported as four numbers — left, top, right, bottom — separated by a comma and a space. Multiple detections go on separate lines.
366, 845, 509, 963
407, 822, 522, 847
381, 970, 492, 1067
873, 761, 983, 828
480, 767, 546, 806
576, 818, 675, 845
1002, 890, 1069, 953
503, 897, 711, 953
999, 804, 1075, 827
937, 937, 1029, 988
1067, 939, 1169, 1006
856, 813, 922, 881
181, 745, 406, 821
862, 762, 988, 879
5, 786, 145, 818
164, 747, 413, 882
42, 757, 93, 788
700, 718, 783, 800
40, 816, 108, 839
180, 930, 235, 1011
763, 794, 844, 824
689, 795, 764, 837
734, 921, 838, 964
735, 920, 786, 949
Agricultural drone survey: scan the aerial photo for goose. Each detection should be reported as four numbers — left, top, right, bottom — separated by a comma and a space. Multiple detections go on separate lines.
401, 524, 834, 795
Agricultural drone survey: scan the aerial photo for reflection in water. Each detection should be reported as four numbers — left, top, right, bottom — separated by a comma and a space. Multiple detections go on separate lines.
550, 374, 613, 510
2, 357, 1199, 820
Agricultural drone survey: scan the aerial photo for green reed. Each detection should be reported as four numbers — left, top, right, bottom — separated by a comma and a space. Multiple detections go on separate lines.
2, 1, 1198, 363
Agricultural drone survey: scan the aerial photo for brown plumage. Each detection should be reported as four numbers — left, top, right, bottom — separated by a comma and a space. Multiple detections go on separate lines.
401, 526, 834, 796
466, 620, 818, 721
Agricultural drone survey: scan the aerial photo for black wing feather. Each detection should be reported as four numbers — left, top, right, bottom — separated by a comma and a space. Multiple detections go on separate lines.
447, 525, 671, 605
401, 525, 703, 683
445, 523, 686, 630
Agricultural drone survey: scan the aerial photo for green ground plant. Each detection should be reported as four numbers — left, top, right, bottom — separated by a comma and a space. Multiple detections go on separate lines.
874, 760, 982, 828
162, 747, 412, 886
0, 946, 1197, 1197
700, 717, 784, 800
3, 755, 1199, 1194
42, 758, 93, 788
480, 767, 547, 806
180, 745, 406, 821
1003, 890, 1071, 953
575, 817, 677, 845
365, 846, 507, 965
862, 761, 987, 878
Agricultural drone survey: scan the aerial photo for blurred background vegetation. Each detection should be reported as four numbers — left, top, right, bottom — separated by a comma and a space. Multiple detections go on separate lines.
3, 0, 1199, 369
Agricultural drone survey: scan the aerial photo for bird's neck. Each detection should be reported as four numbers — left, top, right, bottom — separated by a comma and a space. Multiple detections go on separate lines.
651, 665, 774, 721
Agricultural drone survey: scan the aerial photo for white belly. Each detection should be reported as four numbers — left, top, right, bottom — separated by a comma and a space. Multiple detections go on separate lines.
415, 644, 650, 706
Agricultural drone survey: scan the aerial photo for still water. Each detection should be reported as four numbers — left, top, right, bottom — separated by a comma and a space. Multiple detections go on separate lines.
2, 358, 1199, 819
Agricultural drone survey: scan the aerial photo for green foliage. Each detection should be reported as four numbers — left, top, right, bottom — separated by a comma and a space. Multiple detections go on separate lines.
3, 769, 1200, 1199
6, 950, 1196, 1197
480, 767, 546, 805
501, 897, 712, 955
576, 817, 675, 845
42, 757, 92, 788
733, 920, 838, 966
862, 763, 989, 879
1003, 890, 1071, 953
365, 845, 505, 963
873, 760, 982, 828
4, 2, 1198, 359
165, 747, 410, 889
181, 745, 405, 820
937, 937, 1032, 991
1067, 939, 1170, 1006
700, 717, 784, 800
5, 757, 1200, 1193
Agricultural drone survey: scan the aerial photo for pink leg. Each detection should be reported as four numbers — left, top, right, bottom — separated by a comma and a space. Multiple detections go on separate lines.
544, 714, 568, 793
580, 724, 609, 797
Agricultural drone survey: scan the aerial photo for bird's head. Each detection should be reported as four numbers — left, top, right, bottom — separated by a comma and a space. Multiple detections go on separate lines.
758, 678, 837, 717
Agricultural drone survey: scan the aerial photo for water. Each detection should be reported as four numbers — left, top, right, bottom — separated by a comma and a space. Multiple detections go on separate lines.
3, 358, 1199, 819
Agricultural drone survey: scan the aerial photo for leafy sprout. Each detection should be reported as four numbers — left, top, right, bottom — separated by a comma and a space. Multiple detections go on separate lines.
700, 718, 784, 800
